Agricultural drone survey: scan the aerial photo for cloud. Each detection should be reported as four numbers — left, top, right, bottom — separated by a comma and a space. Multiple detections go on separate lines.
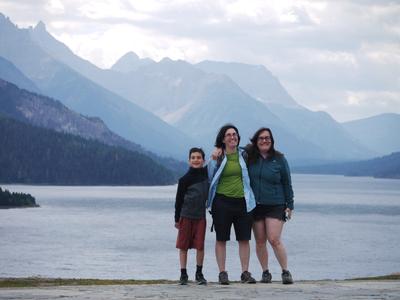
0, 0, 398, 122
45, 0, 65, 14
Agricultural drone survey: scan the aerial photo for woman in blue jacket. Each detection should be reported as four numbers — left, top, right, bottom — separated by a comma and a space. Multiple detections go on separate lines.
246, 127, 294, 284
207, 124, 256, 285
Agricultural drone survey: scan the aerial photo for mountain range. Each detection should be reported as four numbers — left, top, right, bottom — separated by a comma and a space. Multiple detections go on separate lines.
1, 13, 399, 169
0, 15, 193, 159
342, 113, 400, 155
27, 21, 317, 160
194, 61, 378, 160
293, 151, 400, 179
0, 74, 186, 177
0, 76, 144, 152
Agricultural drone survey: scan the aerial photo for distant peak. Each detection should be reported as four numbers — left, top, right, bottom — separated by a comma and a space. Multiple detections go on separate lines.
34, 21, 47, 32
113, 51, 140, 64
124, 51, 139, 60
160, 57, 173, 63
159, 57, 185, 66
111, 51, 148, 72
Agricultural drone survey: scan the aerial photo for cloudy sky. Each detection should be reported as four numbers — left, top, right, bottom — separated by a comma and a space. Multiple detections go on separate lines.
1, 0, 399, 122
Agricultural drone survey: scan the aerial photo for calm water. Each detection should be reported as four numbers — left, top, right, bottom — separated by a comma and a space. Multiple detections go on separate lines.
1, 174, 399, 281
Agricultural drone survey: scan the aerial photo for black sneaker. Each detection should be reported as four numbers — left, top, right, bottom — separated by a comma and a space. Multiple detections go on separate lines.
261, 270, 272, 283
281, 270, 294, 284
195, 272, 207, 285
241, 271, 256, 284
179, 273, 188, 285
218, 271, 230, 285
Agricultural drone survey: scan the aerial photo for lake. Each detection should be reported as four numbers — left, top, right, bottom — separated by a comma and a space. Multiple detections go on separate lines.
0, 174, 399, 282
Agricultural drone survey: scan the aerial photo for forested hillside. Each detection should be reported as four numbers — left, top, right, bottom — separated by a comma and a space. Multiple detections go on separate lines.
0, 115, 175, 185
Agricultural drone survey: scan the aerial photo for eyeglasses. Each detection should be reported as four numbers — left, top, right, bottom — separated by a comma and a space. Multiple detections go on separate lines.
225, 133, 238, 138
258, 136, 271, 142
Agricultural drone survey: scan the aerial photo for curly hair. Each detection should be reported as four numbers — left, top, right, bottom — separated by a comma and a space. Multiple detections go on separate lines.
214, 124, 241, 149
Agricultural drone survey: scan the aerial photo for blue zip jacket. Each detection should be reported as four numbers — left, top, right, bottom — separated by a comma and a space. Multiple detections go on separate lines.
207, 148, 256, 213
248, 154, 294, 210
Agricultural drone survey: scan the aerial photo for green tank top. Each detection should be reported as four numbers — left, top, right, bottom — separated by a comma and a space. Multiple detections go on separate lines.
216, 151, 244, 198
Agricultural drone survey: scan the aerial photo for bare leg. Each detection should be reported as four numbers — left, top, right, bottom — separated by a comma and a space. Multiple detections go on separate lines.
196, 249, 205, 266
215, 241, 226, 272
179, 249, 188, 269
253, 219, 269, 271
238, 240, 250, 272
266, 218, 288, 270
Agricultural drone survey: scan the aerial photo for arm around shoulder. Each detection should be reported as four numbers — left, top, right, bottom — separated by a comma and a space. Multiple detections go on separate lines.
206, 159, 218, 182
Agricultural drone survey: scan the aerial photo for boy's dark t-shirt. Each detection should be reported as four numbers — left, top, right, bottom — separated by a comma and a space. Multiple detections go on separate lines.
174, 167, 209, 223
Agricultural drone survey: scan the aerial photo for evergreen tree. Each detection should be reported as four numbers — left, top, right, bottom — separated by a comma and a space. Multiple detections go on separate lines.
0, 187, 37, 207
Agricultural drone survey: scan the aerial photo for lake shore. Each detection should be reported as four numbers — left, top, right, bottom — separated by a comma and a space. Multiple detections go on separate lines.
0, 276, 399, 300
1, 274, 399, 288
0, 204, 39, 209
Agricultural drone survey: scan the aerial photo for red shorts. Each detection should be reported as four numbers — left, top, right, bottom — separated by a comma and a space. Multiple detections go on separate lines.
176, 217, 206, 250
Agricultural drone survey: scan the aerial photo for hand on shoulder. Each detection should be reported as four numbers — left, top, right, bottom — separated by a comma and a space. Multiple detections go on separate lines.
211, 147, 223, 160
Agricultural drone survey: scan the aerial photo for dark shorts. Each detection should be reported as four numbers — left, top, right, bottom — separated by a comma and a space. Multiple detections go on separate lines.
211, 194, 253, 241
176, 217, 206, 250
253, 204, 286, 222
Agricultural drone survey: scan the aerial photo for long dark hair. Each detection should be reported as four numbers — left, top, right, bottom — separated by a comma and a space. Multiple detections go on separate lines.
215, 124, 241, 149
247, 127, 282, 164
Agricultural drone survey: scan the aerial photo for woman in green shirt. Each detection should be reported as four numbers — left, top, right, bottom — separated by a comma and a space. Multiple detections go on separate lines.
207, 124, 256, 285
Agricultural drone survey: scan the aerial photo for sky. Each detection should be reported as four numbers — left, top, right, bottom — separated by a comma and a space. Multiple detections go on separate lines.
0, 0, 399, 122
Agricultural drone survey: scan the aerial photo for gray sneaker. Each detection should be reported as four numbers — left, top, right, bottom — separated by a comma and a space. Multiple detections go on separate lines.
261, 270, 272, 283
195, 272, 207, 285
281, 270, 294, 284
241, 271, 256, 284
218, 271, 230, 285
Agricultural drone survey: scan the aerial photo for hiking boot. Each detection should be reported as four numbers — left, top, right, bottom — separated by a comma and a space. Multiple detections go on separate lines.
195, 272, 207, 285
260, 270, 272, 283
241, 271, 256, 284
179, 273, 188, 285
218, 271, 230, 285
281, 270, 294, 284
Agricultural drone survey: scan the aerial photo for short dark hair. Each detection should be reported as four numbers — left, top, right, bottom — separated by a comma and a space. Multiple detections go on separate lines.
189, 147, 205, 159
214, 124, 241, 149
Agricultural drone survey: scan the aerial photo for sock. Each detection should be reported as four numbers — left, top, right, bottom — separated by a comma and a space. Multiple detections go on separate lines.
181, 268, 187, 275
196, 265, 203, 274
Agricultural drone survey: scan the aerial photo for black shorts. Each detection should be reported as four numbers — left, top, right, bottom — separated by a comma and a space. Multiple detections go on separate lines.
211, 193, 253, 241
253, 204, 286, 222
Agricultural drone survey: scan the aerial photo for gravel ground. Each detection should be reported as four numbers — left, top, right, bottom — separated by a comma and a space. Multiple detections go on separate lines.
0, 280, 399, 300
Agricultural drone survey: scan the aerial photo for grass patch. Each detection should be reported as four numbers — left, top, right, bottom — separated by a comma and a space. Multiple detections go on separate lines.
348, 273, 400, 281
0, 277, 175, 288
1, 274, 399, 288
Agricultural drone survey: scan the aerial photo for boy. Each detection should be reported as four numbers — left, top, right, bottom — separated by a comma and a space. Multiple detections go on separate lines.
175, 147, 209, 285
